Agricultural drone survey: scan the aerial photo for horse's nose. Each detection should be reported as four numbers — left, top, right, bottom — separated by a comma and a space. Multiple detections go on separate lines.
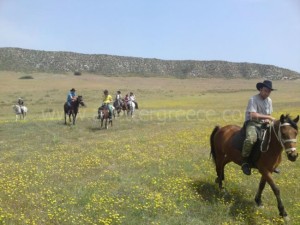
288, 151, 298, 162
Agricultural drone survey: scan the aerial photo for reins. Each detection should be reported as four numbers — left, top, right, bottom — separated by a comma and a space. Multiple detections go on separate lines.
263, 121, 297, 153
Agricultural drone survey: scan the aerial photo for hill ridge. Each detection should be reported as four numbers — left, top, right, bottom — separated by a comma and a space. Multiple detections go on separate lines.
0, 47, 299, 79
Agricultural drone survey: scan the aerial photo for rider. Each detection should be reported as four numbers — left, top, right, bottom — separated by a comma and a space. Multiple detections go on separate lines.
17, 97, 25, 113
115, 90, 123, 108
67, 88, 77, 113
129, 92, 138, 109
102, 89, 113, 121
18, 98, 24, 106
124, 94, 129, 108
17, 97, 24, 106
241, 80, 276, 175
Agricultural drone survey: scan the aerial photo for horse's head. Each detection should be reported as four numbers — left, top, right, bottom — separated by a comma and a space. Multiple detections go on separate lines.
77, 95, 85, 106
98, 106, 109, 119
278, 114, 299, 162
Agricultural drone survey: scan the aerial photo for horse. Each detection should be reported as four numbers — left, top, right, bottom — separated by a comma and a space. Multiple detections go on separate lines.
113, 99, 122, 116
98, 105, 112, 129
13, 105, 28, 121
114, 99, 128, 116
210, 114, 299, 219
64, 95, 85, 125
126, 100, 135, 117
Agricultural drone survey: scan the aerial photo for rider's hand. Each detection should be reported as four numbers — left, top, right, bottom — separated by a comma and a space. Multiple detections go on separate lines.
269, 116, 276, 121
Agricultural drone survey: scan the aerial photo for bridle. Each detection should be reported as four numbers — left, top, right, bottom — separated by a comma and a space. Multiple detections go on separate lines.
271, 121, 297, 154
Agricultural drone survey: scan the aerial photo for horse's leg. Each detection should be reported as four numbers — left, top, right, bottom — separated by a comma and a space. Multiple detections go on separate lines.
108, 117, 112, 127
105, 119, 108, 129
215, 156, 225, 189
255, 176, 266, 207
101, 118, 103, 128
264, 172, 288, 218
73, 113, 76, 125
215, 153, 231, 189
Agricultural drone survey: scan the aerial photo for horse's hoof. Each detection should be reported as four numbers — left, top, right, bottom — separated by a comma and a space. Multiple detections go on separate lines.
283, 216, 290, 222
256, 204, 264, 209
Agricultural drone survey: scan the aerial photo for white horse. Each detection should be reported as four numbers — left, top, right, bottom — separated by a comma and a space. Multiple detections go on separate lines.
127, 101, 135, 117
13, 105, 28, 121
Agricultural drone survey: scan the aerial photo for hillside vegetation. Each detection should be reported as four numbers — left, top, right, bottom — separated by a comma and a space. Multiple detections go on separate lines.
1, 72, 300, 224
0, 47, 299, 79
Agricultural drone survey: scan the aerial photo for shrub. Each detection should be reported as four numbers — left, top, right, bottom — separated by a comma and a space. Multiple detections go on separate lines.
19, 75, 34, 79
74, 71, 82, 76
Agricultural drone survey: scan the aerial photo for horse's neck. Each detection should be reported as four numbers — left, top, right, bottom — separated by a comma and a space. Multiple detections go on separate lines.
269, 121, 283, 152
72, 101, 79, 108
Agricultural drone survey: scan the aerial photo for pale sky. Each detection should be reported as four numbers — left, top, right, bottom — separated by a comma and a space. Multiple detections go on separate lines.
0, 0, 299, 72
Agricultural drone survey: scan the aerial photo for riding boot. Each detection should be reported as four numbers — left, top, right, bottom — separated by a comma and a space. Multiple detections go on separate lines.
109, 112, 112, 121
241, 157, 251, 175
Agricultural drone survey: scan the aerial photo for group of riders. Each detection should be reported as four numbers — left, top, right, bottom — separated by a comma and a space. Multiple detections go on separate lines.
18, 80, 277, 176
66, 88, 138, 121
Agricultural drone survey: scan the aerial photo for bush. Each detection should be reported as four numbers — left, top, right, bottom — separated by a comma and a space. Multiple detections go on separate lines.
19, 75, 34, 79
74, 71, 82, 76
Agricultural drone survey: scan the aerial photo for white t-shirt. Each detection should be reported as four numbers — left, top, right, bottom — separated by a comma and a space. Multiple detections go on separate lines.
129, 95, 135, 101
245, 94, 273, 121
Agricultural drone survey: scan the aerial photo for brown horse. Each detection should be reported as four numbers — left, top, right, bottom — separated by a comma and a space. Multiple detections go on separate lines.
64, 95, 85, 125
210, 114, 299, 219
98, 105, 112, 129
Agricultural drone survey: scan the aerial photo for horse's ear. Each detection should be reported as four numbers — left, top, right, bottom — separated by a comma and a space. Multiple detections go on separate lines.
280, 114, 285, 123
293, 115, 299, 124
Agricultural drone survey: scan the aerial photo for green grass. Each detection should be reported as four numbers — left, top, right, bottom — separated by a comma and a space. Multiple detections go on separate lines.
1, 72, 300, 224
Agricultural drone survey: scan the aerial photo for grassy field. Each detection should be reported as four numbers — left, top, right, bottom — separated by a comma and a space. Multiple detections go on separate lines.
1, 71, 300, 225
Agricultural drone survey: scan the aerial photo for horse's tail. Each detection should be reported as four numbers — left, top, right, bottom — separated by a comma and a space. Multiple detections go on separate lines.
210, 125, 220, 164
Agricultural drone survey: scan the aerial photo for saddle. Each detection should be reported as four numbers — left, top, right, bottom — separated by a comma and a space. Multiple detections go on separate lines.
232, 122, 270, 168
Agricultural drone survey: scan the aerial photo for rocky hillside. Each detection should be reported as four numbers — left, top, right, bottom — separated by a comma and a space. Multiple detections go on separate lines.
0, 47, 299, 79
